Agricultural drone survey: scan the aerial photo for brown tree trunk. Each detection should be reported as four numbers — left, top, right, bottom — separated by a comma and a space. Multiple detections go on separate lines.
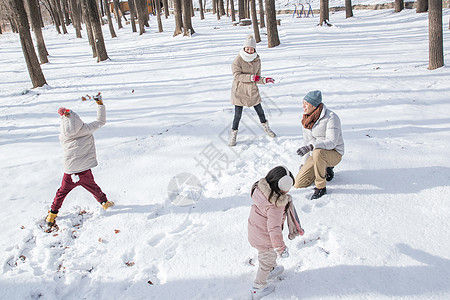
265, 0, 279, 47
163, 0, 169, 18
216, 0, 220, 19
112, 0, 123, 28
25, 0, 49, 63
46, 0, 62, 33
36, 0, 45, 27
55, 0, 68, 33
250, 0, 260, 43
134, 0, 146, 34
319, 0, 331, 26
86, 0, 108, 61
128, 0, 137, 32
7, 0, 47, 87
219, 0, 225, 15
199, 0, 204, 20
345, 0, 353, 18
103, 0, 117, 37
258, 0, 264, 27
69, 0, 83, 37
238, 0, 244, 21
416, 0, 427, 13
62, 0, 70, 25
212, 0, 216, 14
191, 0, 194, 17
81, 0, 97, 57
182, 0, 194, 36
394, 0, 404, 12
155, 0, 163, 32
428, 0, 443, 69
173, 0, 183, 36
230, 0, 236, 22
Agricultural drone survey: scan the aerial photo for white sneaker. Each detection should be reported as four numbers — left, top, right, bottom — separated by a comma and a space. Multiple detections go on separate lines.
250, 284, 275, 300
267, 265, 284, 280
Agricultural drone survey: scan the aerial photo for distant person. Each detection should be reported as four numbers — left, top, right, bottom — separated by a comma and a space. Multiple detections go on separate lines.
46, 94, 114, 228
294, 90, 344, 200
248, 166, 293, 299
229, 35, 276, 146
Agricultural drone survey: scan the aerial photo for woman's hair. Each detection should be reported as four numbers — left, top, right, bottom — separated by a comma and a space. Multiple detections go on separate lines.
265, 166, 295, 204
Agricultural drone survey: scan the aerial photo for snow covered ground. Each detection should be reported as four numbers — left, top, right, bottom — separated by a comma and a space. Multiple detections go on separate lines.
1, 8, 450, 300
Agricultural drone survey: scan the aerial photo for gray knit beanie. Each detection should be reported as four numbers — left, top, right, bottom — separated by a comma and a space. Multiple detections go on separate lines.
243, 35, 257, 49
304, 90, 322, 107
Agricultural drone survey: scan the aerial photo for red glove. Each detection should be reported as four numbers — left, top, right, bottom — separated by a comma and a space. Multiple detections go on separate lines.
251, 75, 260, 82
265, 77, 275, 83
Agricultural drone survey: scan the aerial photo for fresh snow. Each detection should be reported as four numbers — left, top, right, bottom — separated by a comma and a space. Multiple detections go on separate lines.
1, 8, 450, 300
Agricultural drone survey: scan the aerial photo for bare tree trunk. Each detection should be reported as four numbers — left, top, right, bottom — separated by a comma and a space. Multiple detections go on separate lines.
428, 0, 443, 69
245, 0, 249, 18
46, 0, 62, 33
36, 0, 45, 27
216, 0, 220, 19
163, 0, 169, 18
112, 0, 123, 28
191, 0, 194, 17
257, 0, 264, 27
81, 0, 97, 56
250, 0, 260, 43
173, 0, 183, 36
127, 0, 137, 32
103, 0, 116, 37
155, 0, 163, 32
219, 0, 225, 15
238, 0, 244, 21
319, 0, 331, 26
394, 0, 404, 12
62, 0, 70, 25
55, 0, 68, 33
265, 0, 279, 47
345, 0, 353, 18
416, 0, 427, 13
85, 0, 108, 61
230, 0, 236, 22
7, 0, 47, 87
69, 0, 82, 37
212, 0, 216, 14
182, 0, 194, 36
199, 0, 204, 20
134, 0, 146, 34
25, 0, 49, 63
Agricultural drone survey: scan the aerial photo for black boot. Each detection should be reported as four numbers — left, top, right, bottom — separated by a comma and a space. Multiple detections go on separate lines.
325, 167, 334, 182
311, 187, 327, 200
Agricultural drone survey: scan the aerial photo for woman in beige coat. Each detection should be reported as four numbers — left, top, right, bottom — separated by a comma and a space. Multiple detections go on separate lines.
229, 35, 276, 146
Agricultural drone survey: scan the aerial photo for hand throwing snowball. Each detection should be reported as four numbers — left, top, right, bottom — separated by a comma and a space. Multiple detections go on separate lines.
248, 166, 294, 299
228, 35, 276, 147
46, 95, 114, 228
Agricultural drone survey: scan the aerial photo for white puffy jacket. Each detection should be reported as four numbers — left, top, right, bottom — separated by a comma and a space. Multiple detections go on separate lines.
59, 105, 106, 174
302, 104, 344, 165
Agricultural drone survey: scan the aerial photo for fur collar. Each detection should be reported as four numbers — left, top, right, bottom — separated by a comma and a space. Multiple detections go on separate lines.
257, 178, 290, 207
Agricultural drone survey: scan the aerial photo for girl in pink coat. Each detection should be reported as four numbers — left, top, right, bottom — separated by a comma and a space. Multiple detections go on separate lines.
248, 166, 294, 299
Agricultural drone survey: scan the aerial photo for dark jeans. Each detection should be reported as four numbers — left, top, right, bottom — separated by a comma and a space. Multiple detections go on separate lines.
232, 104, 267, 130
51, 169, 107, 213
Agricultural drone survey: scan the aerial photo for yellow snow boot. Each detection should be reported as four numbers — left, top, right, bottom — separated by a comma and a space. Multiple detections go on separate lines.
46, 211, 58, 226
101, 200, 115, 210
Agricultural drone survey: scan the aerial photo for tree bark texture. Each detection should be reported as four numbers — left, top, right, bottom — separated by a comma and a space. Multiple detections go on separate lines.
103, 0, 117, 37
182, 0, 194, 36
258, 0, 264, 27
81, 0, 97, 56
25, 0, 49, 63
319, 0, 331, 26
163, 0, 169, 18
112, 0, 123, 28
46, 0, 62, 33
7, 0, 47, 87
394, 0, 404, 12
345, 0, 353, 18
127, 0, 137, 32
85, 0, 108, 61
134, 0, 146, 35
219, 0, 225, 15
416, 0, 427, 13
55, 0, 68, 33
199, 0, 205, 20
216, 0, 220, 19
238, 0, 244, 21
230, 0, 236, 22
428, 0, 443, 69
265, 0, 279, 47
250, 0, 260, 43
212, 0, 216, 14
155, 0, 163, 32
173, 0, 183, 36
69, 0, 83, 38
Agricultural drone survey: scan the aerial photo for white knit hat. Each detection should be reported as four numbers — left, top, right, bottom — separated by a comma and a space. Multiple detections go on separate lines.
243, 35, 256, 49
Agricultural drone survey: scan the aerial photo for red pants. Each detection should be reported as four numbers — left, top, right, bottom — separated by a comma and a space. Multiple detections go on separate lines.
51, 169, 107, 212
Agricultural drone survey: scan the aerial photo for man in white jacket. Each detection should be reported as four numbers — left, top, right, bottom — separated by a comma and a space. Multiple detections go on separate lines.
294, 90, 344, 200
46, 95, 114, 227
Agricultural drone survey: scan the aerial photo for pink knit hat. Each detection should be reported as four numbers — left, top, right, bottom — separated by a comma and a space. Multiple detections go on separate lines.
58, 107, 69, 116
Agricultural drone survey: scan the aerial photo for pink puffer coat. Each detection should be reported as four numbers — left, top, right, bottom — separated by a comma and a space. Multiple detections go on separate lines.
248, 178, 290, 252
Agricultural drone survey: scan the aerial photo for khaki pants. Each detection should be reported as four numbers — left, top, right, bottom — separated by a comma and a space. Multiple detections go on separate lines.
254, 250, 277, 289
294, 149, 342, 189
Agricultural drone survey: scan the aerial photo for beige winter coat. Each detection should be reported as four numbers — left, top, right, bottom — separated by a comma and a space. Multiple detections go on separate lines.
248, 178, 290, 252
230, 54, 265, 107
59, 105, 106, 174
